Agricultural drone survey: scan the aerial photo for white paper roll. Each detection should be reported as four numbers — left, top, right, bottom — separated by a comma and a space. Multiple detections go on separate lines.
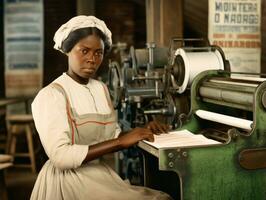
195, 109, 252, 131
174, 48, 225, 93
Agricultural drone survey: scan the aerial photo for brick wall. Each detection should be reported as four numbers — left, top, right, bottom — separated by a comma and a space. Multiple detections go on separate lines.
43, 0, 76, 86
95, 0, 146, 48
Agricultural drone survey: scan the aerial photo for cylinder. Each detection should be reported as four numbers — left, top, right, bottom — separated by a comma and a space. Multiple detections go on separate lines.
198, 77, 264, 111
174, 48, 225, 93
199, 86, 253, 107
196, 110, 253, 131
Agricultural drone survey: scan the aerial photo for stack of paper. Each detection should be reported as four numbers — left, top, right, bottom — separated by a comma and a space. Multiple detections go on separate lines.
143, 129, 222, 148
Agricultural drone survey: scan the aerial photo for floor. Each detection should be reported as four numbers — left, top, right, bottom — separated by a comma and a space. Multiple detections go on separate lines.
5, 168, 37, 200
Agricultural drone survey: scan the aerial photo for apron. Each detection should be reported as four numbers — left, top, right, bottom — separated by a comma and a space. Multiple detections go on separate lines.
30, 83, 173, 200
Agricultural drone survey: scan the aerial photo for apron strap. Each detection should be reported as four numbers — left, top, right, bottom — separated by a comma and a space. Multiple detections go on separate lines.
101, 82, 115, 112
50, 83, 76, 145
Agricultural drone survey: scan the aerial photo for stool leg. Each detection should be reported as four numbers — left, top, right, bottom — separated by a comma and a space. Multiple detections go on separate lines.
10, 136, 17, 155
5, 127, 12, 154
25, 125, 36, 173
6, 124, 16, 154
8, 125, 18, 155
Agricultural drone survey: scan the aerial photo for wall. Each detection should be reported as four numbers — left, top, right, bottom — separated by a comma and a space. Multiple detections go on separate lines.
95, 0, 146, 48
43, 0, 76, 86
94, 0, 146, 79
0, 1, 4, 97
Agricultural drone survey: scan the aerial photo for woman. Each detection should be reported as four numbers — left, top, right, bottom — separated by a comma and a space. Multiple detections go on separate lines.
30, 16, 173, 200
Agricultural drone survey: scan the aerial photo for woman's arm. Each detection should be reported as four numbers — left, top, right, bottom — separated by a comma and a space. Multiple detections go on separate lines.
82, 127, 154, 163
32, 87, 89, 170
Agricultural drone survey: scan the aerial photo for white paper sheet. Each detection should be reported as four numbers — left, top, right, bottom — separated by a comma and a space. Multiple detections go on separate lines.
143, 129, 221, 148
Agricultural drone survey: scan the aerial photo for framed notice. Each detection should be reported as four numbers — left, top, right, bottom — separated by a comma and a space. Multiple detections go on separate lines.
208, 0, 261, 74
4, 0, 43, 97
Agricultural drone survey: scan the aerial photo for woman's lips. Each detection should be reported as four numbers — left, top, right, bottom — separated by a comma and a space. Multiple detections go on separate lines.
83, 67, 95, 73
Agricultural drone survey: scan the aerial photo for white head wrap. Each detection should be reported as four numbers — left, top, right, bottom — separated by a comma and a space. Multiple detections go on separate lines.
53, 15, 112, 53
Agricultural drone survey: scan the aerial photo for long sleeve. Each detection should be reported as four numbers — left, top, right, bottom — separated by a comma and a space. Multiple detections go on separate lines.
32, 86, 88, 170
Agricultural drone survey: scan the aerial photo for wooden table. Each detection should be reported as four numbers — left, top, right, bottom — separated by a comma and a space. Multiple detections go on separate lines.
0, 97, 33, 108
0, 98, 22, 107
0, 154, 13, 200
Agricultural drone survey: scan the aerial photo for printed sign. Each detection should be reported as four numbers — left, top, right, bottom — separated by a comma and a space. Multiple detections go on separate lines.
208, 0, 261, 73
4, 0, 43, 97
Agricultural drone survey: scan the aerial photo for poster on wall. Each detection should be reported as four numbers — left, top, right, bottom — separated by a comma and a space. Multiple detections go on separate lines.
208, 0, 261, 74
4, 0, 43, 97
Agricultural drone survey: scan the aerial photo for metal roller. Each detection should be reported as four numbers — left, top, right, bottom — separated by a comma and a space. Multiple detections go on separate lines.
198, 76, 266, 111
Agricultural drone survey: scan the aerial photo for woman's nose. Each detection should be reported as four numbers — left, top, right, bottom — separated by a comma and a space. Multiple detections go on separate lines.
86, 52, 95, 62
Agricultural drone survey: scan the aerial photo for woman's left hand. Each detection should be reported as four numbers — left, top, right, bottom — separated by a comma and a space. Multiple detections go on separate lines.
145, 120, 169, 134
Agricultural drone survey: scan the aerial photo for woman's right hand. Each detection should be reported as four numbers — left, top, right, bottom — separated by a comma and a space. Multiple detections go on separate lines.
118, 127, 154, 148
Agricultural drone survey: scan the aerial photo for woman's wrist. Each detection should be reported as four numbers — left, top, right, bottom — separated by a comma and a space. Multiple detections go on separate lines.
113, 137, 123, 150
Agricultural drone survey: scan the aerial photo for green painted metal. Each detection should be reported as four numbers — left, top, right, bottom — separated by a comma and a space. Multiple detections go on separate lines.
157, 70, 266, 200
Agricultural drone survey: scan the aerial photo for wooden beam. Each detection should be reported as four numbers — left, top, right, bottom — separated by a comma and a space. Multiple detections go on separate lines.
146, 0, 183, 47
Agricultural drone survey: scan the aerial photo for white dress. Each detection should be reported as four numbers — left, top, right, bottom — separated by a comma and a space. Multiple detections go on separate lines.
30, 73, 173, 200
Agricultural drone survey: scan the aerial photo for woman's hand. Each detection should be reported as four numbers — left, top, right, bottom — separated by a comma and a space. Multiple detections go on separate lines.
118, 127, 154, 148
145, 120, 169, 134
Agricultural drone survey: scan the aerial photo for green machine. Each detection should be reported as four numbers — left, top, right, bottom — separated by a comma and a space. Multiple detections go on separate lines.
138, 70, 266, 200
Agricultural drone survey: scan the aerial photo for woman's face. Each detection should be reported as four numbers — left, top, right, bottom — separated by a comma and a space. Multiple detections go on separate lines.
67, 34, 104, 84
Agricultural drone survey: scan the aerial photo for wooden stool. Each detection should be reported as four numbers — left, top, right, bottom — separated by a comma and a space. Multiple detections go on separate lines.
6, 114, 36, 173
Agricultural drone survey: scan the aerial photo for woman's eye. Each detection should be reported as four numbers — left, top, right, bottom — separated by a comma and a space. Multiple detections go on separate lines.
94, 51, 103, 57
81, 49, 88, 54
